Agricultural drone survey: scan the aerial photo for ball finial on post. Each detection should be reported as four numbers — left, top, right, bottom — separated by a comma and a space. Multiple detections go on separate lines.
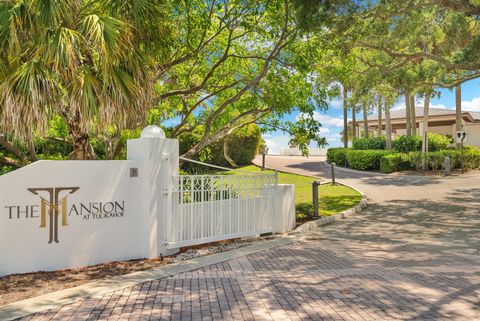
140, 125, 166, 139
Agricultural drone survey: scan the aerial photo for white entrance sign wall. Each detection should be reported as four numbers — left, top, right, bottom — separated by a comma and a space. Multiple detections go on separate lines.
0, 160, 145, 276
0, 135, 295, 277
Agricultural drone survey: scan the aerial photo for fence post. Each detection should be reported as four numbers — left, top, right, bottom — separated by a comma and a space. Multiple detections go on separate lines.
312, 181, 320, 218
127, 126, 179, 258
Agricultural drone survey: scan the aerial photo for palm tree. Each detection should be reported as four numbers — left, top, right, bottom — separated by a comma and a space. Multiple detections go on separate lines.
0, 0, 159, 159
377, 95, 382, 137
410, 95, 416, 136
385, 97, 392, 150
405, 91, 411, 136
362, 98, 368, 138
455, 84, 462, 132
422, 94, 430, 170
343, 85, 349, 148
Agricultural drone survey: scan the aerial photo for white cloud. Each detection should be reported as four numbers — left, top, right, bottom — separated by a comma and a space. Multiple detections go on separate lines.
263, 135, 290, 155
462, 97, 480, 111
328, 98, 343, 109
430, 103, 448, 109
318, 127, 330, 134
310, 111, 344, 127
393, 97, 449, 111
391, 98, 405, 111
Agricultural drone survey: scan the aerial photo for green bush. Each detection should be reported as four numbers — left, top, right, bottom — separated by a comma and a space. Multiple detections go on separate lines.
428, 133, 451, 151
392, 135, 422, 153
179, 124, 262, 169
427, 152, 444, 171
346, 150, 392, 171
407, 152, 424, 171
392, 134, 451, 153
380, 153, 412, 173
327, 148, 349, 166
379, 147, 480, 173
296, 203, 315, 219
352, 137, 386, 150
223, 125, 262, 165
463, 147, 480, 169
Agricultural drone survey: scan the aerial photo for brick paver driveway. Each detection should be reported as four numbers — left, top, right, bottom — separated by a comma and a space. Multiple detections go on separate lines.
18, 157, 480, 320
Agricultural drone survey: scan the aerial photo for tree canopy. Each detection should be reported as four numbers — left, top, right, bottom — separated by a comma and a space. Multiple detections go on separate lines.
1, 0, 479, 171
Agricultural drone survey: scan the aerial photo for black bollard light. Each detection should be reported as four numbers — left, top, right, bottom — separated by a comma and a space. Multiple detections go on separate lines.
260, 146, 268, 170
331, 162, 336, 185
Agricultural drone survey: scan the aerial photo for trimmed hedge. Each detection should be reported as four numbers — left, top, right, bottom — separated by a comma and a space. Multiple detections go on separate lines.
380, 153, 413, 173
352, 137, 386, 150
380, 148, 480, 173
346, 150, 392, 171
326, 148, 348, 166
327, 145, 480, 174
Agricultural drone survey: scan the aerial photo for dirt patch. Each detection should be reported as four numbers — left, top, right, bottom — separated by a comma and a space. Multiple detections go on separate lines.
0, 238, 256, 306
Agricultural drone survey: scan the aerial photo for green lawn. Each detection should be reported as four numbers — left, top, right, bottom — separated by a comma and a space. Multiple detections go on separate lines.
222, 165, 362, 217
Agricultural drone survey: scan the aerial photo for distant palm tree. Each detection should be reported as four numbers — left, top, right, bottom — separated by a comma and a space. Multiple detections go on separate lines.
0, 0, 157, 159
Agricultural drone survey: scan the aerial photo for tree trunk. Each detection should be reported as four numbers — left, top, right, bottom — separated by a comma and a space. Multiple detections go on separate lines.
362, 99, 368, 138
377, 95, 382, 137
0, 134, 28, 162
422, 95, 430, 170
352, 104, 356, 140
385, 98, 392, 150
343, 85, 349, 148
0, 156, 23, 168
410, 95, 416, 135
405, 91, 411, 136
456, 84, 462, 131
27, 138, 38, 162
66, 111, 96, 160
223, 138, 238, 168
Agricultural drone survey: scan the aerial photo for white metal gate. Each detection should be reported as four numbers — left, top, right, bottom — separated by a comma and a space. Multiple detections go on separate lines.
166, 173, 278, 249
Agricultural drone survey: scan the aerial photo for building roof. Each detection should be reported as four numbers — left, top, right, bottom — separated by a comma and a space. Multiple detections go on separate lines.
363, 107, 480, 122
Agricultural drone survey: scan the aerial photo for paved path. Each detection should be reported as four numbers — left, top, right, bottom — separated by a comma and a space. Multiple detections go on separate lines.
14, 157, 480, 320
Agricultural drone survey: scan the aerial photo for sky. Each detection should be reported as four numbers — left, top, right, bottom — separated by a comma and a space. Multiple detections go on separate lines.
264, 79, 480, 155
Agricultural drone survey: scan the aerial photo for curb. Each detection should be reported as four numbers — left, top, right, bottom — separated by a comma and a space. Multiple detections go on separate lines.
291, 182, 368, 233
0, 238, 292, 321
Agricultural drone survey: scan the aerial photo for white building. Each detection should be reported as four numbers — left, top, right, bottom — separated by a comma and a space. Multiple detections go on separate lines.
355, 107, 480, 147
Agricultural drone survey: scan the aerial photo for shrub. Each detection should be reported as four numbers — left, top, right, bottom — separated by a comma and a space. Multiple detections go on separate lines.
427, 152, 444, 171
379, 146, 480, 173
380, 153, 412, 173
392, 134, 452, 153
463, 147, 480, 169
179, 124, 261, 168
352, 137, 386, 150
223, 124, 261, 165
346, 150, 391, 171
296, 203, 315, 219
327, 148, 349, 166
407, 152, 424, 171
428, 133, 451, 151
392, 135, 422, 153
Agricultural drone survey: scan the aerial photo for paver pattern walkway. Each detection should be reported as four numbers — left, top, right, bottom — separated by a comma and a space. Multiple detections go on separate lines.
15, 157, 480, 320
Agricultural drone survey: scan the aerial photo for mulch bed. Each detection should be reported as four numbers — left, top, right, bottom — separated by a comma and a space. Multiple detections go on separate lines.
0, 238, 255, 306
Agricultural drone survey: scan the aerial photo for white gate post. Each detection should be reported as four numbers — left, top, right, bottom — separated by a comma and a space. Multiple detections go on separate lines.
127, 127, 179, 258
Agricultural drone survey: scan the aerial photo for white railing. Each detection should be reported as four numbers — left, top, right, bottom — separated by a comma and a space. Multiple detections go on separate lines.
167, 173, 278, 249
